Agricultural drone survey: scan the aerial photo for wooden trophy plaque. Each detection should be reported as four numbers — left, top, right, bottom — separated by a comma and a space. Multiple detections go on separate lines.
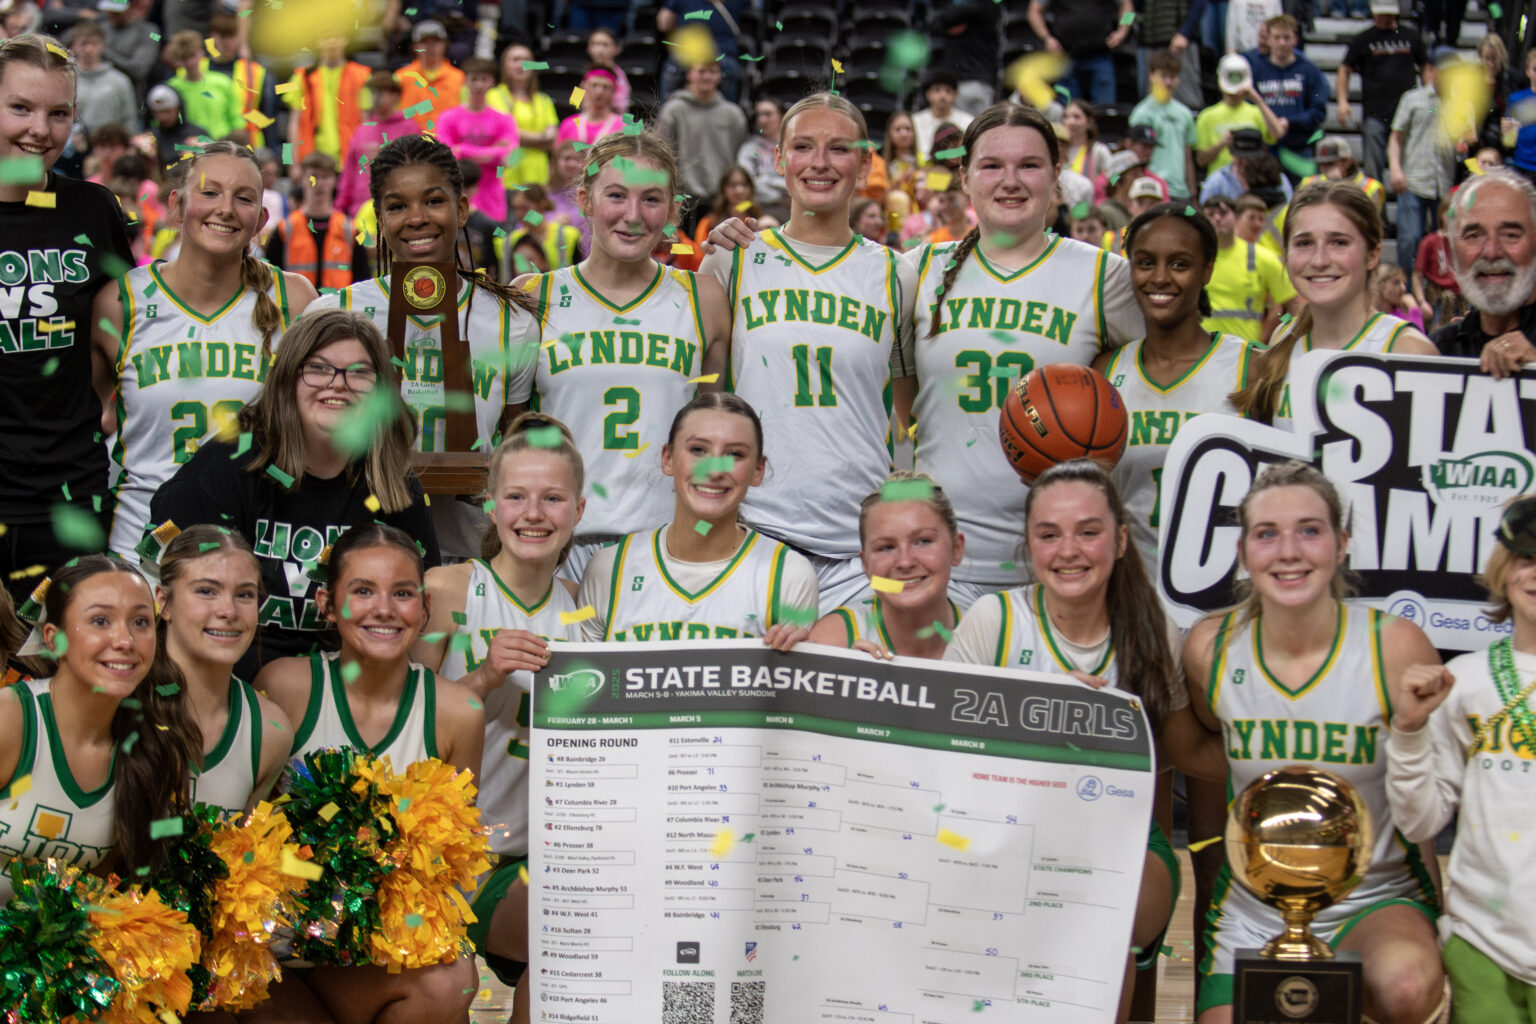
387, 260, 488, 495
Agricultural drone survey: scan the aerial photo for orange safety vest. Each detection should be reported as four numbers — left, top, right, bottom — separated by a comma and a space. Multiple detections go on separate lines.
233, 58, 268, 148
297, 61, 372, 162
280, 209, 354, 289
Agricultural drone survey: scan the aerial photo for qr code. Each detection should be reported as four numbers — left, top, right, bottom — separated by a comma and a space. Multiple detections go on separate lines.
730, 980, 765, 1024
663, 980, 715, 1024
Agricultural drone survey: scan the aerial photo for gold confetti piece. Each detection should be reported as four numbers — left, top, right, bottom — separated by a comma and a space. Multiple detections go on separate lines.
624, 442, 651, 458
936, 828, 971, 851
869, 575, 905, 594
243, 108, 274, 129
569, 86, 585, 107
518, 864, 530, 885
672, 24, 717, 66
734, 200, 755, 212
36, 320, 74, 333
560, 605, 597, 625
281, 849, 324, 880
689, 373, 719, 384
36, 810, 66, 838
44, 42, 67, 59
364, 494, 381, 513
318, 802, 340, 821
204, 36, 219, 56
670, 243, 693, 254
831, 58, 844, 74
25, 190, 55, 208
923, 169, 952, 192
710, 829, 734, 856
522, 277, 540, 291
1188, 835, 1222, 853
5, 773, 29, 798
275, 80, 299, 94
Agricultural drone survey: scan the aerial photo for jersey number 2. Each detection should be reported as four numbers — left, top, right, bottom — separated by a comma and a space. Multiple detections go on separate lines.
603, 386, 640, 449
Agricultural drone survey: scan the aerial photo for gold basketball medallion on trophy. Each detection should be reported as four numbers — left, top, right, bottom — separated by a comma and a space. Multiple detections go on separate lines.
1225, 765, 1371, 1023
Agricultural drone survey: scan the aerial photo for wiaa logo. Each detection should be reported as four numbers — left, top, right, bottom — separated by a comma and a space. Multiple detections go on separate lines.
548, 668, 604, 699
1422, 449, 1535, 510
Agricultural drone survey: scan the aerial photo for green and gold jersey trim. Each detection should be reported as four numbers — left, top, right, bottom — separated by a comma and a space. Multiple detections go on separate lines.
1129, 332, 1226, 395
973, 235, 1061, 285
653, 527, 761, 604
765, 227, 858, 274
149, 262, 248, 326
1253, 602, 1346, 700
571, 262, 664, 313
475, 558, 554, 615
1033, 584, 1114, 676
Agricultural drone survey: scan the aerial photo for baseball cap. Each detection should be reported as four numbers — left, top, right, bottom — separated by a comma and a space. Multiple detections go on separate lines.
1369, 0, 1399, 13
1218, 53, 1253, 95
1105, 149, 1144, 182
146, 84, 180, 112
1127, 124, 1157, 146
1229, 128, 1265, 155
412, 19, 448, 42
1128, 177, 1163, 201
96, 0, 128, 10
1315, 136, 1352, 164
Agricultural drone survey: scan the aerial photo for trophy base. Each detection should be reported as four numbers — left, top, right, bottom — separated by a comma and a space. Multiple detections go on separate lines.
1234, 948, 1362, 1024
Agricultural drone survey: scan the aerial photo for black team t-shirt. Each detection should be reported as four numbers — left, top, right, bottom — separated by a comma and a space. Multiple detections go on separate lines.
1343, 25, 1428, 123
149, 437, 442, 680
0, 173, 134, 524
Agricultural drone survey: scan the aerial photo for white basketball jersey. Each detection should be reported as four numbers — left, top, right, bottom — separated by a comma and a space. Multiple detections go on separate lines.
532, 265, 706, 537
289, 651, 437, 768
1207, 603, 1437, 925
1103, 334, 1253, 572
441, 560, 580, 856
1273, 312, 1412, 427
985, 585, 1118, 682
109, 263, 291, 559
603, 527, 800, 640
319, 276, 539, 452
189, 677, 265, 814
910, 236, 1145, 587
0, 679, 116, 902
726, 229, 903, 558
828, 596, 962, 649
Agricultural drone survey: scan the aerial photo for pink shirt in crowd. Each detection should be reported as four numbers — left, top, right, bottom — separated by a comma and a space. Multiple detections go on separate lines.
437, 104, 520, 222
335, 111, 423, 217
555, 112, 624, 147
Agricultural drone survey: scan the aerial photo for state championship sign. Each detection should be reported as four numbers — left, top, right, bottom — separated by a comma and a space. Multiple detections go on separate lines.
1156, 350, 1536, 652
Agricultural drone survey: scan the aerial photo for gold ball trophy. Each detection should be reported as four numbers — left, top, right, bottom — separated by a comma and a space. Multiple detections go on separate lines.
1225, 766, 1372, 1023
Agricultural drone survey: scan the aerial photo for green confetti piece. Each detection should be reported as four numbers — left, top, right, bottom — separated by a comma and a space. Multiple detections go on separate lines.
150, 817, 183, 839
1279, 312, 1293, 324
692, 456, 734, 480
694, 520, 712, 535
526, 424, 564, 448
881, 478, 934, 502
999, 561, 1016, 571
778, 604, 817, 626
739, 53, 765, 62
966, 438, 977, 446
973, 999, 987, 1011
232, 431, 252, 458
523, 210, 544, 226
155, 683, 180, 696
684, 8, 712, 17
341, 661, 361, 683
775, 19, 783, 29
40, 356, 58, 377
282, 143, 293, 164
52, 503, 104, 551
933, 802, 946, 812
0, 155, 43, 184
1070, 201, 1089, 219
1277, 148, 1316, 179
613, 316, 642, 326
591, 482, 608, 498
73, 233, 92, 246
933, 146, 966, 160
1308, 129, 1324, 143
405, 913, 424, 928
266, 465, 294, 487
741, 832, 755, 842
1490, 2, 1502, 15
1119, 10, 1135, 22
451, 610, 467, 624
932, 621, 954, 642
467, 697, 483, 710
522, 60, 549, 70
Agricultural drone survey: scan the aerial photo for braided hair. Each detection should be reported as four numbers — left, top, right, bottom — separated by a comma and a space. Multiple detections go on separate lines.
168, 140, 285, 357
925, 103, 1060, 338
367, 134, 539, 327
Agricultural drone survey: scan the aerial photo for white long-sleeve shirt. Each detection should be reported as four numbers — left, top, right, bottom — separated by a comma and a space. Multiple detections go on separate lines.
1386, 644, 1536, 985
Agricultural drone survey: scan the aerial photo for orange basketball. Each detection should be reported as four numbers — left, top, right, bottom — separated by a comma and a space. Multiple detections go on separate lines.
998, 364, 1129, 485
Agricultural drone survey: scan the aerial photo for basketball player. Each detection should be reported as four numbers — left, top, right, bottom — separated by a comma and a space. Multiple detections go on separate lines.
513, 131, 730, 584
96, 141, 316, 561
907, 103, 1144, 608
577, 392, 818, 645
700, 92, 918, 613
1231, 181, 1436, 427
1184, 461, 1447, 1024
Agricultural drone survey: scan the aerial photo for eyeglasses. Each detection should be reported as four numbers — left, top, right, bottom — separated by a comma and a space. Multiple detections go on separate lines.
300, 360, 378, 392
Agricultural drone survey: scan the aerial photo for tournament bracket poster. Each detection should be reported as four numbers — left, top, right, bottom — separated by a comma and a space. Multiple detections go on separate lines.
527, 641, 1154, 1024
1156, 350, 1536, 650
